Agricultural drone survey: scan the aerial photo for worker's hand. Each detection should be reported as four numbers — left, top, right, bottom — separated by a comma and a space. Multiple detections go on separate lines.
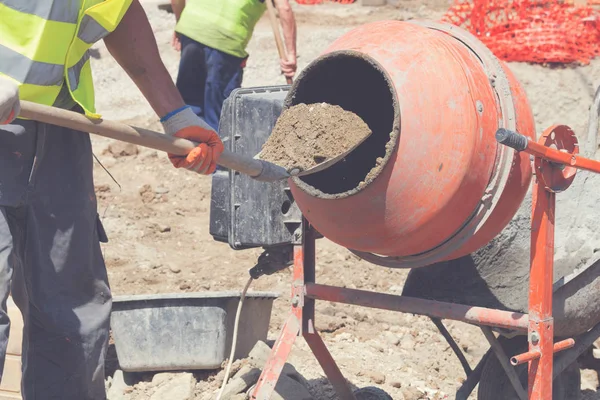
171, 32, 181, 52
161, 106, 224, 175
0, 76, 20, 125
280, 53, 297, 79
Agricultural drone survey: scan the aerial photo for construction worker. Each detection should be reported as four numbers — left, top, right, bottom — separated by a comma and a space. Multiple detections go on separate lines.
0, 1, 223, 398
170, 0, 297, 130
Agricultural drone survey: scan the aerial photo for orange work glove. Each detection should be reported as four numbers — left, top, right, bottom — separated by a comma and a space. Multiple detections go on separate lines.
160, 106, 224, 175
0, 76, 20, 125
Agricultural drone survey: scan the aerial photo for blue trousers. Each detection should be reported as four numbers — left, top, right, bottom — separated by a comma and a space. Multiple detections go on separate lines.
176, 34, 245, 131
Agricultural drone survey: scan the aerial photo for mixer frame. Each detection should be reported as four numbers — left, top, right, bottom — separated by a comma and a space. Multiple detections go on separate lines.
249, 126, 600, 400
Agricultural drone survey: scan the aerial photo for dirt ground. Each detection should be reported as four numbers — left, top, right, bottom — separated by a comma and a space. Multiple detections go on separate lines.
88, 1, 600, 399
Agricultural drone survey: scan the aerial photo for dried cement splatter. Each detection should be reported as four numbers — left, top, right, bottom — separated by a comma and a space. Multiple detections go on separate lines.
259, 103, 372, 171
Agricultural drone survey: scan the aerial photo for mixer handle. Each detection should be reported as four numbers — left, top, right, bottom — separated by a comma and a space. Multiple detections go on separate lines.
496, 128, 529, 151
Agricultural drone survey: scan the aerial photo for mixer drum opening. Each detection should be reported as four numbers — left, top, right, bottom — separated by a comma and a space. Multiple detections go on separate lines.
285, 51, 399, 198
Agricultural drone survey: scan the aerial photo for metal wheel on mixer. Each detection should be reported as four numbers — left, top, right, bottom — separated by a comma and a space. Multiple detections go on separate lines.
353, 386, 393, 400
478, 336, 581, 400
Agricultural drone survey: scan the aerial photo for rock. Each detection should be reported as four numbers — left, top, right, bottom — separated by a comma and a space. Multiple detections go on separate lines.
107, 370, 131, 400
108, 142, 139, 157
155, 187, 170, 194
333, 332, 352, 342
95, 184, 111, 193
150, 372, 196, 400
159, 224, 171, 233
179, 283, 191, 290
402, 385, 425, 400
244, 341, 313, 397
247, 341, 310, 386
315, 315, 345, 333
139, 184, 155, 203
98, 156, 117, 168
169, 265, 181, 273
248, 340, 272, 367
390, 380, 402, 388
280, 363, 312, 394
270, 374, 314, 400
367, 340, 385, 353
367, 371, 386, 384
400, 338, 415, 350
220, 365, 262, 399
152, 372, 175, 386
382, 331, 400, 346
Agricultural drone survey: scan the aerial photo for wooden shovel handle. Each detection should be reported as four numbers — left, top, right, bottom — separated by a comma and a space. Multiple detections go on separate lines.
265, 0, 293, 85
18, 100, 266, 177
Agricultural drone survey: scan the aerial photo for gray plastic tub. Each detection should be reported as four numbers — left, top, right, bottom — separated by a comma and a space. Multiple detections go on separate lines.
110, 291, 279, 372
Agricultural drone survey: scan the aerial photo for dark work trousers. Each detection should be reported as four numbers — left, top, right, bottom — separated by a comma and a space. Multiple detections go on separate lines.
0, 115, 111, 399
175, 33, 245, 131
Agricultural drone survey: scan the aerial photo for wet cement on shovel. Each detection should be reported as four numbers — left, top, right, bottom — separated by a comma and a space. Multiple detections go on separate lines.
259, 103, 372, 171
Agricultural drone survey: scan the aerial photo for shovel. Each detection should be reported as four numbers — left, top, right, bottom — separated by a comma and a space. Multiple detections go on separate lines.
18, 100, 289, 182
265, 0, 293, 85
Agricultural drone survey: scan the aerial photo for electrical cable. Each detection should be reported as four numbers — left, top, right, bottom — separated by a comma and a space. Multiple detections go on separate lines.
215, 276, 254, 400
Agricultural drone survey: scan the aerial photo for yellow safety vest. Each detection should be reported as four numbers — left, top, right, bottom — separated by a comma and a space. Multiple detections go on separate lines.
0, 0, 132, 118
176, 0, 266, 59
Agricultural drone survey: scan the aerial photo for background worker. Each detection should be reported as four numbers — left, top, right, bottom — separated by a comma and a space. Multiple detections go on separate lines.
0, 0, 222, 397
170, 0, 298, 131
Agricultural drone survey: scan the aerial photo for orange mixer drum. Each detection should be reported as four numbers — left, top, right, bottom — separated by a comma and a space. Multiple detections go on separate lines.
286, 20, 535, 268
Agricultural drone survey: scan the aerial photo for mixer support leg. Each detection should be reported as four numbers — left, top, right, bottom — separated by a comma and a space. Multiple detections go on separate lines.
250, 226, 356, 400
302, 228, 356, 399
528, 175, 556, 400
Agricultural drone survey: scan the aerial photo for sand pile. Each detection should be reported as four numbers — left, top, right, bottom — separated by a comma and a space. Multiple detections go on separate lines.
259, 103, 371, 171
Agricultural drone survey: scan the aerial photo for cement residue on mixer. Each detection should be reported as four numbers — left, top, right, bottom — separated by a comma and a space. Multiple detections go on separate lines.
259, 103, 372, 171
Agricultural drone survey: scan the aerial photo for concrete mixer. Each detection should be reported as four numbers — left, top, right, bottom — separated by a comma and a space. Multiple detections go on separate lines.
208, 19, 600, 400
286, 20, 535, 268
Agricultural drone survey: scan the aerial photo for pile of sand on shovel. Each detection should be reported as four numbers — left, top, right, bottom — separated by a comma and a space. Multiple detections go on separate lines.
259, 103, 372, 172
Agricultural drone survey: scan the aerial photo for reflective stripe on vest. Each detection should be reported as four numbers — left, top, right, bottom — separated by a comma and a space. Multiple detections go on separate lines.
0, 0, 132, 118
175, 0, 266, 59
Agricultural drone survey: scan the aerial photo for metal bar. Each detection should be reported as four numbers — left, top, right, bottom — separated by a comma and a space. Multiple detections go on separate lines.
481, 327, 527, 400
431, 318, 472, 375
250, 314, 300, 399
251, 241, 306, 400
304, 321, 357, 400
526, 139, 600, 174
303, 226, 316, 334
301, 225, 355, 399
455, 350, 490, 400
291, 244, 305, 331
554, 321, 600, 378
528, 180, 556, 400
511, 339, 575, 366
305, 284, 528, 331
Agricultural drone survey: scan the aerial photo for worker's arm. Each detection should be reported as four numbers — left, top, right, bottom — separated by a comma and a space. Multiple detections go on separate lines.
103, 0, 223, 174
170, 0, 185, 50
171, 0, 186, 21
273, 0, 297, 79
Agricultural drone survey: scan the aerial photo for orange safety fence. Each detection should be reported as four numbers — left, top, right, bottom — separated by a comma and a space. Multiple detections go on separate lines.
441, 0, 600, 64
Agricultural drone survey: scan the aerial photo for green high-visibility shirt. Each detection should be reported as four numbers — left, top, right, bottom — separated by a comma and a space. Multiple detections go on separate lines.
176, 0, 267, 59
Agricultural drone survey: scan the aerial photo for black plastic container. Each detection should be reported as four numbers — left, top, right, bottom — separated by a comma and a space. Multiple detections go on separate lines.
209, 85, 301, 250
